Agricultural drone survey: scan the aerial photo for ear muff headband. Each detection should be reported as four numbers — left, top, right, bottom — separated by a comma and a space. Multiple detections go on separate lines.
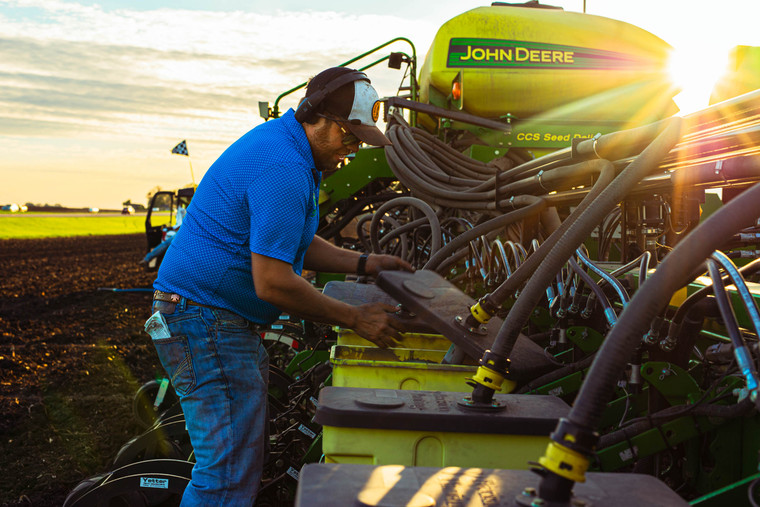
294, 70, 369, 123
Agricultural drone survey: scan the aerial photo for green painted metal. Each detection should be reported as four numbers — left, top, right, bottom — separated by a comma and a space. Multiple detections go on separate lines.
596, 414, 721, 472
314, 272, 346, 287
641, 361, 701, 405
692, 412, 760, 496
318, 147, 396, 218
690, 472, 760, 506
284, 349, 331, 380
523, 370, 585, 398
268, 37, 418, 120
303, 432, 324, 465
566, 326, 604, 354
703, 417, 745, 496
598, 391, 649, 429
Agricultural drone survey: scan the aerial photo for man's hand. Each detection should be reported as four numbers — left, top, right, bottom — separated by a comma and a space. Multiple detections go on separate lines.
350, 302, 403, 348
364, 254, 414, 277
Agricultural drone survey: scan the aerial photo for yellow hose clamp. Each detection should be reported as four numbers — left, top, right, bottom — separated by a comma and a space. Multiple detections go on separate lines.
472, 365, 505, 391
538, 441, 589, 483
469, 302, 492, 324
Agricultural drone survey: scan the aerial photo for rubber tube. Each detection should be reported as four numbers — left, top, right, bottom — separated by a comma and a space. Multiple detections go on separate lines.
369, 196, 442, 256
423, 195, 545, 271
568, 179, 760, 432
662, 297, 719, 368
598, 398, 754, 450
575, 248, 630, 306
515, 354, 597, 394
665, 257, 760, 344
486, 159, 616, 305
489, 118, 682, 361
707, 259, 745, 351
710, 251, 760, 336
567, 257, 616, 325
707, 257, 760, 392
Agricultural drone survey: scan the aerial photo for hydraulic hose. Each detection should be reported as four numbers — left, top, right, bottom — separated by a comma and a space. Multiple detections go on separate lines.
583, 251, 649, 320
515, 353, 597, 394
707, 256, 760, 393
707, 259, 748, 358
567, 257, 616, 326
598, 397, 754, 450
664, 257, 760, 345
423, 195, 546, 271
369, 196, 442, 256
486, 158, 616, 304
568, 179, 760, 433
710, 251, 760, 337
575, 247, 630, 307
656, 297, 719, 369
638, 251, 652, 287
490, 118, 683, 360
384, 118, 665, 211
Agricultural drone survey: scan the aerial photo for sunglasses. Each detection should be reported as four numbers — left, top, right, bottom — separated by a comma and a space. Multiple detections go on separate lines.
318, 114, 361, 146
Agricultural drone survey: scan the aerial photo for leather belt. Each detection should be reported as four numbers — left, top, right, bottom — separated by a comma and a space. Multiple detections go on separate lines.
153, 290, 215, 309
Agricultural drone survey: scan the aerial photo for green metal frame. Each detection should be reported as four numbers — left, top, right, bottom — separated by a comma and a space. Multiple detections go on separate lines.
318, 147, 396, 218
266, 37, 418, 120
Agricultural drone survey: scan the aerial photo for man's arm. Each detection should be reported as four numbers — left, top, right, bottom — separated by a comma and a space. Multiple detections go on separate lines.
251, 252, 401, 348
303, 235, 414, 275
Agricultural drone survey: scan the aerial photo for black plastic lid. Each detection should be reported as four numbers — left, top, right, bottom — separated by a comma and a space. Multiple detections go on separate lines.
315, 387, 569, 436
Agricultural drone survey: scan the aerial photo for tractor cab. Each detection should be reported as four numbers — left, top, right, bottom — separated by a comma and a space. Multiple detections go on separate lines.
143, 186, 195, 270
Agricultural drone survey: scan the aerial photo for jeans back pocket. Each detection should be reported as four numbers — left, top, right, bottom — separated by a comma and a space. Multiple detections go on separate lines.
152, 335, 197, 396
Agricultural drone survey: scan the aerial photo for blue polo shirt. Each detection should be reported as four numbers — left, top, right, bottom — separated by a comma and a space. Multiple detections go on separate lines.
154, 109, 321, 324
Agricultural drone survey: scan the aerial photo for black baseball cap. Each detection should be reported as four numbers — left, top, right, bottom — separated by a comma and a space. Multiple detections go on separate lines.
305, 67, 391, 146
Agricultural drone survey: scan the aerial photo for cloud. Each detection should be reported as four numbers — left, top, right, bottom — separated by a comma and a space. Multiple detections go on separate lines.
0, 2, 430, 141
0, 0, 435, 207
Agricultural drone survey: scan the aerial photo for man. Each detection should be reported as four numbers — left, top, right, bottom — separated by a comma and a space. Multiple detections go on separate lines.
147, 67, 413, 505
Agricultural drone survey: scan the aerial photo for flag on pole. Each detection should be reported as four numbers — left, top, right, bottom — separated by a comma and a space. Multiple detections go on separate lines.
171, 140, 189, 156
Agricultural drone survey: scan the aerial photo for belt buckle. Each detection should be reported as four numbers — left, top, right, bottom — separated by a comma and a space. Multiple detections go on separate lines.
170, 293, 180, 303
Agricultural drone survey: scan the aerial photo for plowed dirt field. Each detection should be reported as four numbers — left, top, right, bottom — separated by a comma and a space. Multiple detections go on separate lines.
0, 234, 163, 506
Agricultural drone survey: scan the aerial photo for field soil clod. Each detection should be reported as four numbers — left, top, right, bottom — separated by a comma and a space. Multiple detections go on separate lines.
0, 234, 164, 507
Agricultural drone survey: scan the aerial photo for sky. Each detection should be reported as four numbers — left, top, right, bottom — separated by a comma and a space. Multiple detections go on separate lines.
2, 0, 760, 209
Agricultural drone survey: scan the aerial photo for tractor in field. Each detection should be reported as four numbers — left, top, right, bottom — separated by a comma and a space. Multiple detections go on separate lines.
67, 2, 760, 506
142, 186, 195, 270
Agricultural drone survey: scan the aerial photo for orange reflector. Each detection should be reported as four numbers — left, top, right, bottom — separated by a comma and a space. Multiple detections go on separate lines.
452, 81, 461, 101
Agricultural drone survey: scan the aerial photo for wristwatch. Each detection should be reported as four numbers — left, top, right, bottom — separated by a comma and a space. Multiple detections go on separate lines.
357, 253, 370, 276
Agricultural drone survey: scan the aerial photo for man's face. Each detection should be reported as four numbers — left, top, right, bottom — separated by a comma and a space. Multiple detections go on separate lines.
310, 117, 360, 175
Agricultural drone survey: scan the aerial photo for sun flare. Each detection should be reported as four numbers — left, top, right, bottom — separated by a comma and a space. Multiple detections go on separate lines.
667, 44, 732, 115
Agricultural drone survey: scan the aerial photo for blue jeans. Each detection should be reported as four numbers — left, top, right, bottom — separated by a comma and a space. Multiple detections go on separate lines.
150, 297, 269, 506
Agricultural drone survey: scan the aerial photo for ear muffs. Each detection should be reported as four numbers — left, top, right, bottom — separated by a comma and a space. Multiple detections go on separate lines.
294, 70, 369, 123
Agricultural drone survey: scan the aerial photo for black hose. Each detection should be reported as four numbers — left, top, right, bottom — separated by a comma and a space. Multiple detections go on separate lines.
486, 159, 616, 304
569, 179, 760, 431
490, 118, 683, 360
652, 297, 719, 369
598, 397, 754, 449
369, 196, 442, 255
567, 257, 615, 321
515, 354, 597, 394
664, 257, 760, 345
423, 195, 546, 271
384, 119, 665, 211
707, 259, 747, 351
